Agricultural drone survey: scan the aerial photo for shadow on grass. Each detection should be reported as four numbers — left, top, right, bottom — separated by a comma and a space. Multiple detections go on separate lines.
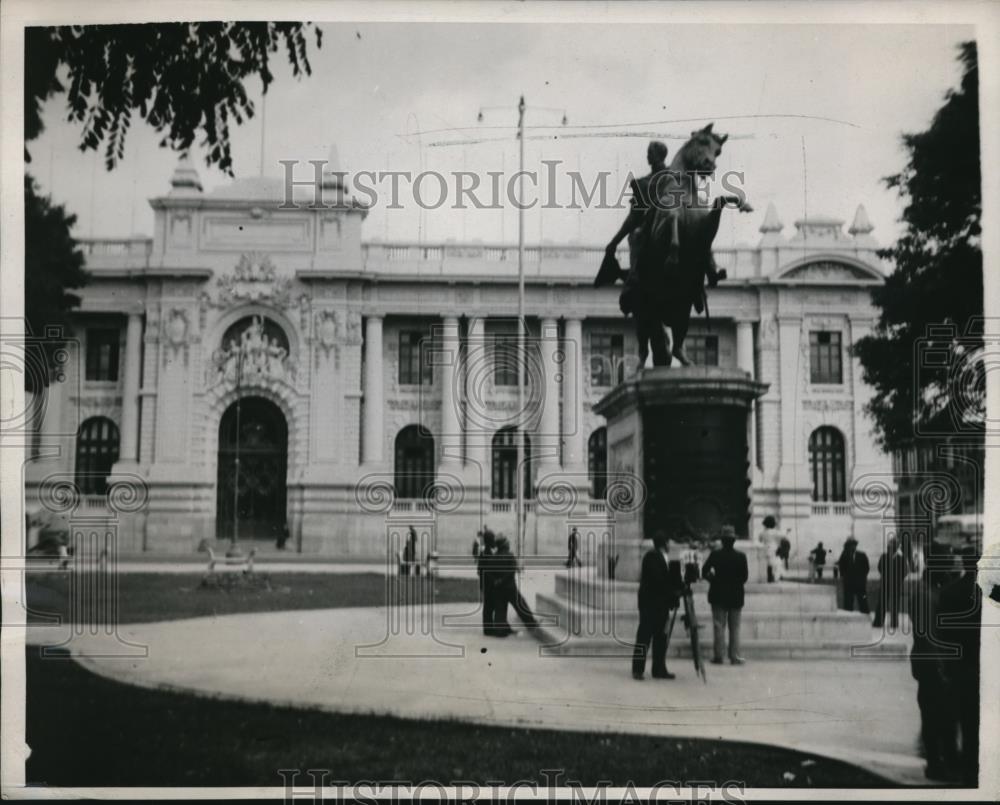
24, 647, 894, 789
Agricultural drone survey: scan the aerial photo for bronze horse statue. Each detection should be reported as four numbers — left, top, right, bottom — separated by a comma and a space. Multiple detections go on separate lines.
596, 124, 753, 367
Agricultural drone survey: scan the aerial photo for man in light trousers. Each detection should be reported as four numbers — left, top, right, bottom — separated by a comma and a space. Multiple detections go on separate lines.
701, 524, 749, 665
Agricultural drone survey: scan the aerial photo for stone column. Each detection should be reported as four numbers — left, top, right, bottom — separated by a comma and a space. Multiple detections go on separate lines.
362, 315, 384, 466
775, 313, 811, 547
118, 313, 143, 464
464, 316, 488, 476
438, 315, 461, 468
537, 317, 561, 471
777, 315, 802, 472
849, 318, 880, 471
736, 320, 757, 469
562, 318, 585, 471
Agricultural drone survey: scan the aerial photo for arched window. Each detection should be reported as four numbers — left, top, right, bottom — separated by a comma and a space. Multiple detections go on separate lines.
809, 426, 846, 502
76, 417, 120, 494
588, 427, 608, 499
492, 427, 533, 500
394, 425, 436, 499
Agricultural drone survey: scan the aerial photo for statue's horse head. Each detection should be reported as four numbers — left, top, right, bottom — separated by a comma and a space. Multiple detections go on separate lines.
675, 123, 729, 176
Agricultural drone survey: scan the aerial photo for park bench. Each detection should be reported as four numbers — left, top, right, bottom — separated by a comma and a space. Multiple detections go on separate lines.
395, 550, 439, 577
198, 541, 257, 575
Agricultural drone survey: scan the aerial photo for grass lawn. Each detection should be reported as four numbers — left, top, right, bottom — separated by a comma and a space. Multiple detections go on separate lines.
25, 572, 479, 624
24, 647, 892, 788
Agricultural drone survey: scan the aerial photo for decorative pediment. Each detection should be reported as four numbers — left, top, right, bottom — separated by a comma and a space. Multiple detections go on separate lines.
778, 260, 880, 283
211, 253, 294, 309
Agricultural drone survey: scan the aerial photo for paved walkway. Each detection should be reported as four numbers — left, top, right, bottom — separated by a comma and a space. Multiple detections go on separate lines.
24, 591, 926, 787
47, 557, 479, 577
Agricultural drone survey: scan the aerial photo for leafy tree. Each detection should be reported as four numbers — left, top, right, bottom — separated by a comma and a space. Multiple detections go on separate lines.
23, 175, 88, 393
23, 22, 322, 391
26, 22, 322, 174
854, 41, 982, 453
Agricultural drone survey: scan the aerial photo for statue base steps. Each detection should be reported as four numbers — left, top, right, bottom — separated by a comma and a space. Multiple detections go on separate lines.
534, 573, 908, 660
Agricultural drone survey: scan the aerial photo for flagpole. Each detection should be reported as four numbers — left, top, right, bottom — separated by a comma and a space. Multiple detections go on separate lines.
475, 100, 567, 562
516, 95, 526, 562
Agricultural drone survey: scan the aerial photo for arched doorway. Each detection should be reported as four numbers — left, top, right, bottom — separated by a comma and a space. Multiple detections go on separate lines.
217, 396, 288, 541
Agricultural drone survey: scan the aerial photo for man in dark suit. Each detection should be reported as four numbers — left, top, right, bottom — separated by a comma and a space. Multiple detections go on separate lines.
937, 547, 981, 786
632, 529, 684, 680
874, 537, 907, 629
909, 564, 959, 782
492, 536, 541, 633
702, 525, 749, 665
477, 528, 499, 636
837, 537, 870, 613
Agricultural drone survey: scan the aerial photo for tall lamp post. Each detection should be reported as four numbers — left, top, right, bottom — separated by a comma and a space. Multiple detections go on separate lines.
231, 348, 244, 554
478, 99, 568, 560
213, 339, 247, 557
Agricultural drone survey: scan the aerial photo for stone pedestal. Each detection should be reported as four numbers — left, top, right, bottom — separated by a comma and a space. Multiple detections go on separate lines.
594, 367, 768, 582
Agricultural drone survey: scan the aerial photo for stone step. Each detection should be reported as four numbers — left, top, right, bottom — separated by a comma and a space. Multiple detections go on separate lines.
554, 575, 838, 614
538, 635, 910, 661
535, 590, 874, 644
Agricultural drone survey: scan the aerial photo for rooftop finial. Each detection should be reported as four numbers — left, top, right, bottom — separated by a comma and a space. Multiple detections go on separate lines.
759, 201, 783, 233
169, 154, 203, 196
849, 204, 874, 236
322, 144, 344, 189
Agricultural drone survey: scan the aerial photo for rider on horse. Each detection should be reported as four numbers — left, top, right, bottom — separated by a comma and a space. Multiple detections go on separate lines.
595, 124, 752, 368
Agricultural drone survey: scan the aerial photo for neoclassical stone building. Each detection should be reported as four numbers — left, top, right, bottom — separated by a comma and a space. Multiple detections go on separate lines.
25, 159, 896, 559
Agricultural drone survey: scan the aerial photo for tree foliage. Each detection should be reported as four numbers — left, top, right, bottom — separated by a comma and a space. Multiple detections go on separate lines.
25, 22, 322, 175
24, 175, 88, 393
23, 22, 322, 390
853, 41, 983, 453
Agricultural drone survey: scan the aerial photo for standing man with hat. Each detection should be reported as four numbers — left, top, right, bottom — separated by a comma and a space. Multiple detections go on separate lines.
836, 537, 871, 613
701, 524, 749, 665
632, 528, 684, 680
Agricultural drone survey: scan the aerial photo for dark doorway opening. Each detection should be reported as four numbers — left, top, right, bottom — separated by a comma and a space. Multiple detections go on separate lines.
217, 396, 288, 541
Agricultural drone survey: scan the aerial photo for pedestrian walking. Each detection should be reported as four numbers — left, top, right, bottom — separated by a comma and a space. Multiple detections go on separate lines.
809, 541, 827, 581
760, 515, 781, 582
776, 533, 791, 571
400, 525, 418, 575
566, 526, 582, 568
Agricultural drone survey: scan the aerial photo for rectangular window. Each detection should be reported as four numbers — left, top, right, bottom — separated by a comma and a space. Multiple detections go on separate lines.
590, 333, 624, 387
85, 328, 120, 382
686, 335, 719, 367
809, 331, 843, 384
398, 331, 433, 386
492, 335, 519, 386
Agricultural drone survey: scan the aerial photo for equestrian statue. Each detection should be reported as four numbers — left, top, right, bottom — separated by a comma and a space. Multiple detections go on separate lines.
595, 124, 754, 367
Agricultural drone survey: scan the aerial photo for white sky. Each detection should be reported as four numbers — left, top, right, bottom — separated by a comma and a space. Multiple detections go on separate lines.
29, 22, 974, 249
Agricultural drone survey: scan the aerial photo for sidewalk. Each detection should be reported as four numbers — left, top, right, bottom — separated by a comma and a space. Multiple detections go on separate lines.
25, 588, 926, 787
52, 555, 480, 577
